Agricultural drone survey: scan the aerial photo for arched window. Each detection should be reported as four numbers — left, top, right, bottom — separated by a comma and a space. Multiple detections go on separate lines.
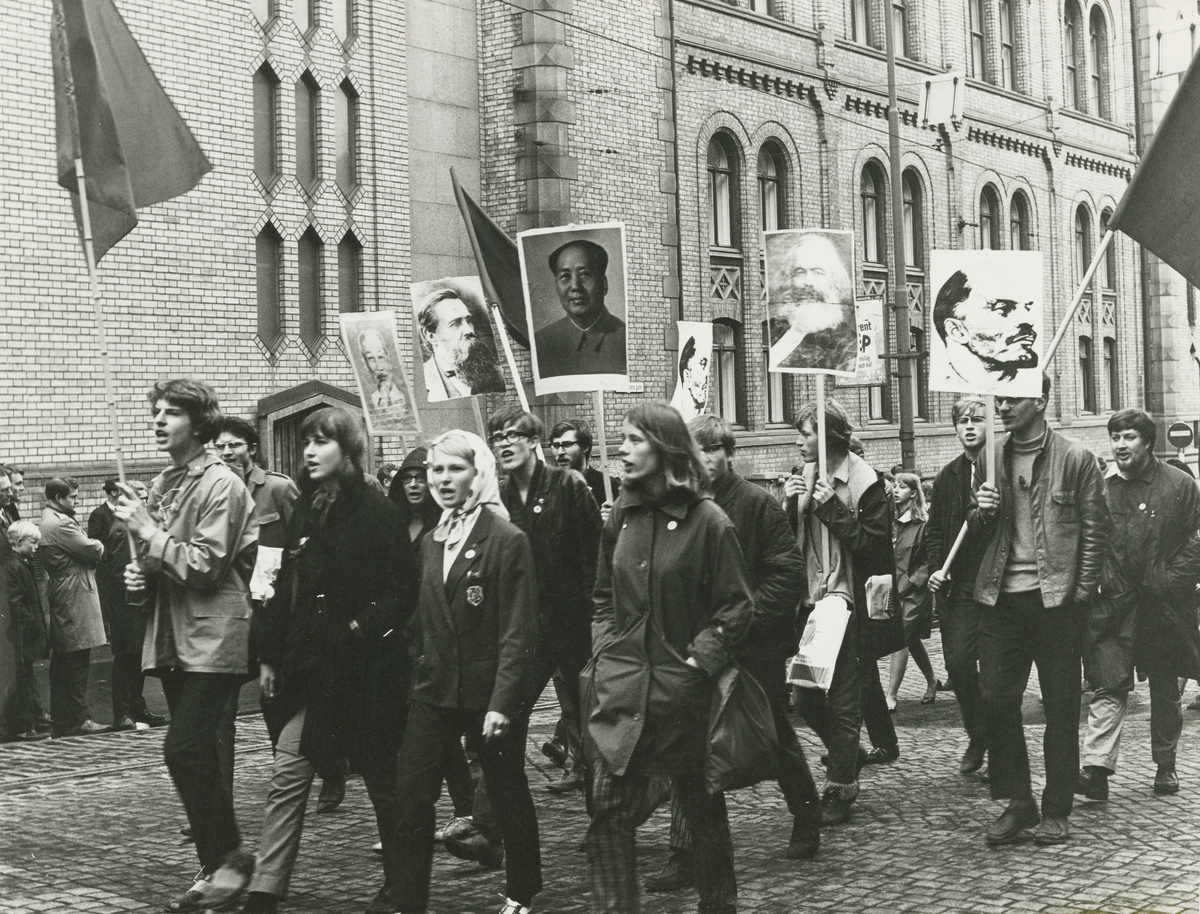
1065, 1, 1084, 111
968, 0, 986, 79
979, 184, 1001, 250
253, 65, 279, 186
1010, 191, 1031, 250
707, 135, 738, 248
902, 170, 923, 268
861, 163, 886, 264
712, 319, 742, 426
296, 72, 320, 190
758, 145, 786, 233
1075, 205, 1092, 283
1089, 7, 1110, 119
852, 0, 874, 46
256, 224, 283, 351
1100, 209, 1116, 288
1079, 336, 1095, 412
298, 228, 324, 352
999, 0, 1016, 89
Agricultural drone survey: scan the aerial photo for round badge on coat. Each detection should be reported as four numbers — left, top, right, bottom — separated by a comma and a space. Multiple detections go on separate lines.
533, 505, 542, 514
667, 520, 678, 530
465, 549, 476, 559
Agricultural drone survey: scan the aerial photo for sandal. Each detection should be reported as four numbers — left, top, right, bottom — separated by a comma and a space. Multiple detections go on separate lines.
921, 680, 941, 704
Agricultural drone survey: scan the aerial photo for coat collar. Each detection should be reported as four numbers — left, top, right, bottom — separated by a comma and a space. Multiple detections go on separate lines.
620, 486, 702, 520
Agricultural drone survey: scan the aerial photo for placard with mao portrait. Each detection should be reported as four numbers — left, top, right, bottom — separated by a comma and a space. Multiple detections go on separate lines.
410, 276, 507, 403
929, 250, 1044, 398
765, 229, 858, 377
518, 222, 632, 396
338, 310, 420, 437
669, 321, 714, 422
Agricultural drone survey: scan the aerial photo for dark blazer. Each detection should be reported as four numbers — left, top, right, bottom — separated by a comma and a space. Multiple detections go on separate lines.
255, 478, 417, 769
411, 507, 538, 720
925, 451, 985, 603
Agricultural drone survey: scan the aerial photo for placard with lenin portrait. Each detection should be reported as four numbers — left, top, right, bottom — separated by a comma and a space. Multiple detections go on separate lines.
338, 310, 420, 437
764, 228, 858, 377
518, 222, 632, 396
409, 276, 507, 403
929, 250, 1044, 398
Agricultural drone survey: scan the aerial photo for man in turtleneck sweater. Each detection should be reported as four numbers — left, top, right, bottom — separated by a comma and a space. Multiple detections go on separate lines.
969, 372, 1108, 848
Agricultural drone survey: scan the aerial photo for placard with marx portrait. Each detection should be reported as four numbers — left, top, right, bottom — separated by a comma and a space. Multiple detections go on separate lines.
410, 276, 507, 403
764, 229, 858, 377
929, 250, 1044, 398
518, 222, 632, 396
338, 310, 420, 437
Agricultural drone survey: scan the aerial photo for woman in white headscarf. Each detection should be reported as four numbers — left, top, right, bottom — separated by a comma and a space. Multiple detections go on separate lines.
388, 431, 543, 914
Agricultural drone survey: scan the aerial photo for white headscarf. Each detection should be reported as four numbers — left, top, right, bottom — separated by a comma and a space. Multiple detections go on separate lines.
428, 430, 509, 545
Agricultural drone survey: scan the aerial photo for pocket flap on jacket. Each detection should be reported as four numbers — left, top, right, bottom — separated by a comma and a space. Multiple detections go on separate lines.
1051, 491, 1076, 506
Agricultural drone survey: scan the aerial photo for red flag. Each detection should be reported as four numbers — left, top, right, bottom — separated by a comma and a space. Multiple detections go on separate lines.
51, 0, 211, 262
451, 171, 530, 349
1110, 49, 1200, 288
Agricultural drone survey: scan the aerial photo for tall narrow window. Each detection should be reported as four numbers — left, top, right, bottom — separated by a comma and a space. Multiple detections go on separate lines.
1100, 210, 1116, 288
296, 73, 320, 190
758, 145, 785, 233
861, 164, 886, 263
762, 322, 787, 424
1075, 206, 1092, 284
332, 0, 354, 43
979, 185, 1001, 250
1010, 191, 1031, 250
852, 0, 873, 46
712, 320, 741, 426
293, 0, 314, 33
892, 0, 908, 57
298, 229, 324, 352
252, 0, 276, 27
902, 170, 922, 267
253, 65, 279, 186
707, 136, 737, 248
999, 0, 1015, 89
335, 81, 358, 195
748, 0, 773, 13
1089, 8, 1110, 119
911, 326, 929, 419
1065, 1, 1083, 111
1079, 336, 1095, 412
256, 225, 283, 350
338, 233, 362, 313
968, 0, 986, 79
1104, 338, 1118, 410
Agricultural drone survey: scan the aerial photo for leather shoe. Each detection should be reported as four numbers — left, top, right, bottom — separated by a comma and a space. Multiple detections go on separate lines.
316, 771, 346, 813
445, 832, 504, 868
1154, 765, 1180, 795
546, 768, 585, 793
863, 745, 900, 765
35, 714, 53, 732
134, 708, 169, 727
1033, 814, 1070, 845
1076, 765, 1109, 801
819, 787, 854, 826
985, 799, 1039, 846
959, 743, 985, 775
540, 739, 568, 769
13, 730, 50, 742
786, 818, 819, 860
56, 719, 110, 737
434, 815, 475, 842
114, 716, 137, 732
644, 852, 695, 892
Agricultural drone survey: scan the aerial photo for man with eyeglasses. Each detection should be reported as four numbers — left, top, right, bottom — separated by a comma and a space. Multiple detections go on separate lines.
548, 420, 619, 514
969, 373, 1108, 847
443, 407, 602, 868
926, 396, 989, 777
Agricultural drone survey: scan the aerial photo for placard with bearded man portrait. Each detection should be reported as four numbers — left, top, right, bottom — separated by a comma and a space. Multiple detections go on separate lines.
929, 250, 1044, 397
338, 310, 420, 437
765, 229, 858, 377
410, 276, 507, 402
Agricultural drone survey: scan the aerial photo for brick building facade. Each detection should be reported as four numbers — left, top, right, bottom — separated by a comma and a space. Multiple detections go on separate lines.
0, 0, 1178, 512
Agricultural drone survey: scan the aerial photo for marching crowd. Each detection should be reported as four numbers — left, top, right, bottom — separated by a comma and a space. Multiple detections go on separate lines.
3, 372, 1199, 914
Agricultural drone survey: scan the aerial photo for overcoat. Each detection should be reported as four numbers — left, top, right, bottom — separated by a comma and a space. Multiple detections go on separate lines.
893, 512, 932, 640
409, 506, 539, 720
254, 478, 416, 769
139, 453, 257, 675
588, 489, 755, 777
4, 552, 48, 661
39, 506, 107, 652
1085, 458, 1200, 690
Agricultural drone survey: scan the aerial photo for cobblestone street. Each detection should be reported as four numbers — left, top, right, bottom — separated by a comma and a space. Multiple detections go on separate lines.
2, 635, 1197, 914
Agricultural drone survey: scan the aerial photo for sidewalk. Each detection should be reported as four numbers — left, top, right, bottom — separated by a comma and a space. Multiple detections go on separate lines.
1, 632, 1197, 914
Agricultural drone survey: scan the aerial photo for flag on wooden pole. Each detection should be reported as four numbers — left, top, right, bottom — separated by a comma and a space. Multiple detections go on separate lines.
1110, 48, 1200, 288
51, 0, 211, 262
451, 171, 530, 348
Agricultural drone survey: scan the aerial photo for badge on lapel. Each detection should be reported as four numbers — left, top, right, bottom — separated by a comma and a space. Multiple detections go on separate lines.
467, 584, 484, 606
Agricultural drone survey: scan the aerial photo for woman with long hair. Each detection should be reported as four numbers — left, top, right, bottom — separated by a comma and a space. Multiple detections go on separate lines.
391, 430, 541, 914
243, 408, 418, 914
886, 471, 940, 709
585, 402, 755, 914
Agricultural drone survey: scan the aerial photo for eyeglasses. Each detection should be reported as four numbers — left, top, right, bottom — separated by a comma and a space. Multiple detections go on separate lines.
549, 441, 577, 451
488, 431, 531, 447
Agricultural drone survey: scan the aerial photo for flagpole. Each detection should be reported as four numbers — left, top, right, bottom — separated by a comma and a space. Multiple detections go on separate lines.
815, 374, 831, 573
1045, 230, 1115, 363
936, 395, 995, 577
449, 168, 545, 462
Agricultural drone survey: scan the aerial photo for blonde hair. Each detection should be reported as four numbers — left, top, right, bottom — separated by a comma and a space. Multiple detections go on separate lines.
893, 472, 926, 521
